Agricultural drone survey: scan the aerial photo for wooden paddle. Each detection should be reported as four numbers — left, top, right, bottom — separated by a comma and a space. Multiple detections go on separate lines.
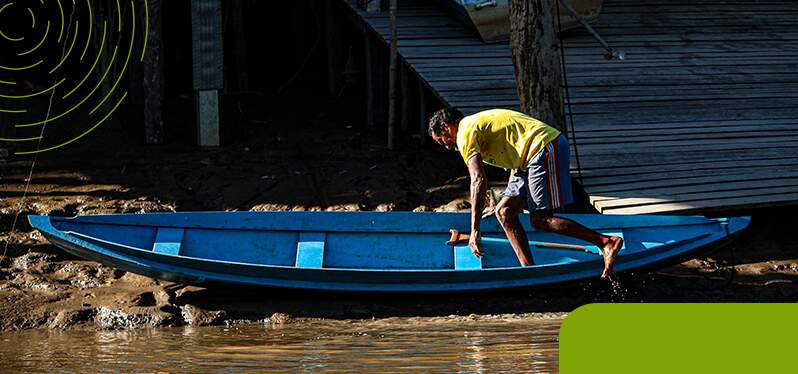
446, 229, 596, 253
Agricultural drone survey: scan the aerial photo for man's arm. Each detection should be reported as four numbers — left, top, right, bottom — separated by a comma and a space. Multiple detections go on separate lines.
467, 154, 487, 257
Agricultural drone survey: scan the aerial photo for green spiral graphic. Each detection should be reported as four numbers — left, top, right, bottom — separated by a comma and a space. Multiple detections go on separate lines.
0, 0, 148, 154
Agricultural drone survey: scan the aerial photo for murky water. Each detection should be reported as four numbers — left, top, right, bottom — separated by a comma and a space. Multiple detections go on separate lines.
0, 318, 561, 373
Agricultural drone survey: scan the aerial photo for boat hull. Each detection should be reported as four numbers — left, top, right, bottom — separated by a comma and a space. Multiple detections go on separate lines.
436, 0, 604, 42
28, 212, 749, 292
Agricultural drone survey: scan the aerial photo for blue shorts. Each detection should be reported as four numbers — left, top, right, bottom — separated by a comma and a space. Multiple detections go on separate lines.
500, 134, 573, 211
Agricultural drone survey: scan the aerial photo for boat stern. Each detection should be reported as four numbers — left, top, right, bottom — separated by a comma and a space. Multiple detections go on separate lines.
725, 216, 752, 237
28, 215, 55, 234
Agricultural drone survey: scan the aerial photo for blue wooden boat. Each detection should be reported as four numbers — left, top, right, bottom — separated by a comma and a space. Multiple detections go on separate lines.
28, 212, 749, 292
435, 0, 604, 42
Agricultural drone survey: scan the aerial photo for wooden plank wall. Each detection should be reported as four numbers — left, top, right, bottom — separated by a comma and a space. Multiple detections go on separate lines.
338, 0, 798, 215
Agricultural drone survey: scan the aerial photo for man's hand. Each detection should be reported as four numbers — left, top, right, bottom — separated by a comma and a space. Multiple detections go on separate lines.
469, 230, 484, 258
466, 154, 487, 260
481, 206, 496, 220
482, 196, 510, 220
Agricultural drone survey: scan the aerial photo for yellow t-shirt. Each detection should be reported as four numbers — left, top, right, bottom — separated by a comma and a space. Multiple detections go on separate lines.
457, 109, 561, 169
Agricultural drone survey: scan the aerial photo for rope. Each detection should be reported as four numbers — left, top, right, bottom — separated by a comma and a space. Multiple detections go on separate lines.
1, 6, 76, 265
555, 1, 584, 186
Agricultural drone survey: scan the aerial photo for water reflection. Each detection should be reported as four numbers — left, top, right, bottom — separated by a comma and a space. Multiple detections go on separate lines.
1, 318, 562, 373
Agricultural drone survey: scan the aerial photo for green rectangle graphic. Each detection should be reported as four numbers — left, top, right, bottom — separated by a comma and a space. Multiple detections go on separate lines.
560, 303, 798, 374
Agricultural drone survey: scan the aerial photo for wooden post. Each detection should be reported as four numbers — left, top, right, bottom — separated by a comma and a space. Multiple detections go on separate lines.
197, 90, 220, 147
387, 0, 398, 150
364, 34, 375, 127
191, 0, 223, 147
508, 0, 566, 131
142, 0, 164, 144
93, 1, 114, 112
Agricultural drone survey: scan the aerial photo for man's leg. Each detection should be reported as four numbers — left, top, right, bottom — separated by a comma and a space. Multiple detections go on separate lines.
526, 135, 622, 278
530, 210, 623, 278
495, 196, 534, 266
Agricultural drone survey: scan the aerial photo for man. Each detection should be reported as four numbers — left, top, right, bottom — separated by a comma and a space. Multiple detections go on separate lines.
429, 107, 623, 278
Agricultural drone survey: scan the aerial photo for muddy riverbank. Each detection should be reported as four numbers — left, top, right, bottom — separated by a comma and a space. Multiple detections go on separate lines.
1, 97, 797, 331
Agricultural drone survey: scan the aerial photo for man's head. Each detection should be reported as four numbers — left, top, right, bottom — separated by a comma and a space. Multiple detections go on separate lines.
428, 107, 463, 151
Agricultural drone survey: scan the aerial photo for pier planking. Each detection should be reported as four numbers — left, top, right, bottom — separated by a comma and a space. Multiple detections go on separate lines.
337, 0, 798, 214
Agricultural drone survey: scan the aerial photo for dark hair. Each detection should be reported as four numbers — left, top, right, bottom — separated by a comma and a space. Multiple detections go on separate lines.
428, 107, 463, 137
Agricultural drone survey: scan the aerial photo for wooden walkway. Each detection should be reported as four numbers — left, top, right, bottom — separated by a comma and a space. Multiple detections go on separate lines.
338, 0, 798, 215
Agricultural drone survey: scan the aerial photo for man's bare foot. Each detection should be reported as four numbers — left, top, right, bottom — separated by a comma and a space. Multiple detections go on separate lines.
601, 236, 624, 279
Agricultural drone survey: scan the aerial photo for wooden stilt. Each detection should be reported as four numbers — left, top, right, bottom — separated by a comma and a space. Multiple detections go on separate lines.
373, 35, 388, 128
364, 34, 375, 127
387, 0, 398, 150
191, 0, 223, 147
143, 0, 163, 144
197, 90, 220, 147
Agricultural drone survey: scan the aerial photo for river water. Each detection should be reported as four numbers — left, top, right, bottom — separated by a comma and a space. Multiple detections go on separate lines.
0, 318, 561, 373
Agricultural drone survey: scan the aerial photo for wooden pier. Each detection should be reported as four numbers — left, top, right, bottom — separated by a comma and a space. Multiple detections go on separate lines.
337, 0, 798, 215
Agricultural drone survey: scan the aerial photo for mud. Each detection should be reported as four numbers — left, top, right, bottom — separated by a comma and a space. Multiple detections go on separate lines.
1, 97, 797, 331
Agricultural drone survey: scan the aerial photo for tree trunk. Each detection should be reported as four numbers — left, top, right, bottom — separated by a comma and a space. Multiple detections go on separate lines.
509, 0, 565, 131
